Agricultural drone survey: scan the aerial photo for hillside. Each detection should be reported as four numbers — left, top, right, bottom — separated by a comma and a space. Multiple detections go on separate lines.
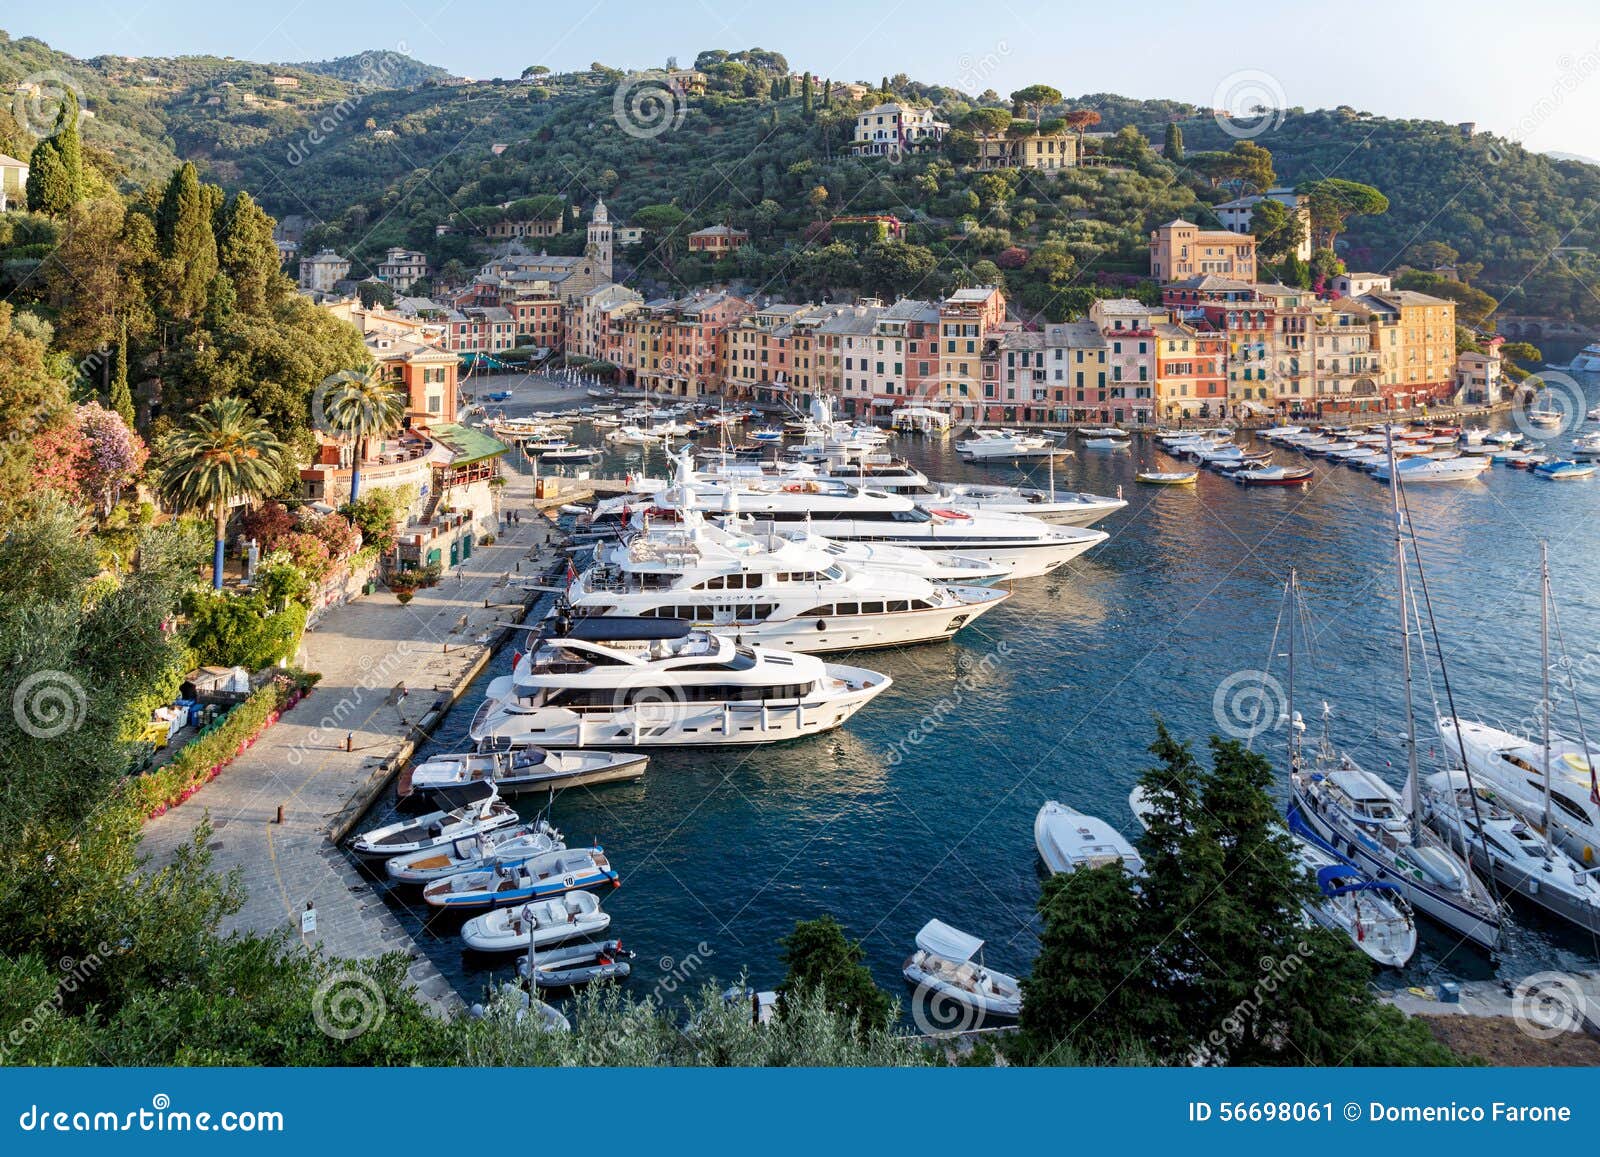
4, 28, 1599, 325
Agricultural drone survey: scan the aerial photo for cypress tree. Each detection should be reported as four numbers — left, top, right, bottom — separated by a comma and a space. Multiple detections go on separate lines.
25, 92, 83, 216
155, 162, 218, 321
822, 78, 831, 107
1164, 122, 1184, 164
881, 75, 890, 96
217, 190, 283, 316
109, 320, 135, 429
801, 72, 813, 120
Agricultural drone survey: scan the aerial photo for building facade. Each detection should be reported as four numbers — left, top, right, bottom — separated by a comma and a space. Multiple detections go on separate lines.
1149, 219, 1257, 282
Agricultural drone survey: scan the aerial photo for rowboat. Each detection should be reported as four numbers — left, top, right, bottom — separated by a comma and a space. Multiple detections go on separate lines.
1135, 471, 1197, 485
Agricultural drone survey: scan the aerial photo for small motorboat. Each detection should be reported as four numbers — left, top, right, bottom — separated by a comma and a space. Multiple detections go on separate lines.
385, 820, 564, 884
1135, 470, 1198, 485
348, 782, 518, 859
1077, 426, 1129, 439
1534, 459, 1596, 480
422, 846, 620, 909
460, 891, 610, 953
1369, 455, 1489, 483
751, 427, 785, 443
1234, 465, 1313, 486
1082, 437, 1131, 450
520, 939, 634, 988
1034, 800, 1144, 876
540, 445, 602, 462
404, 747, 648, 803
902, 919, 1022, 1022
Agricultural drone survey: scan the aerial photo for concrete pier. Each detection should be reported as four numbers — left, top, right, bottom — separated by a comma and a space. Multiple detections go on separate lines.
137, 489, 566, 1016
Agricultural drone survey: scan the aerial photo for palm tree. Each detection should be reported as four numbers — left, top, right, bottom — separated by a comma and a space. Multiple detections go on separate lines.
158, 397, 287, 590
317, 367, 409, 504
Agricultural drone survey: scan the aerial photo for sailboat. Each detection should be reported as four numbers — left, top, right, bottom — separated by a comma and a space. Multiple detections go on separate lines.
1430, 545, 1600, 934
1288, 435, 1504, 952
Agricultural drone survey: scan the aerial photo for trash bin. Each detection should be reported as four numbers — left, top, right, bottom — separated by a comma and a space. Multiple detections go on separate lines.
1437, 981, 1461, 1004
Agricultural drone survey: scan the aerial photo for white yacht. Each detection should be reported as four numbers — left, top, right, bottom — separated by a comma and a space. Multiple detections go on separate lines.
469, 617, 891, 749
1423, 769, 1600, 935
701, 453, 1124, 527
1442, 717, 1600, 867
768, 526, 1013, 586
566, 512, 1009, 653
956, 428, 1066, 460
1034, 800, 1144, 876
1368, 455, 1490, 483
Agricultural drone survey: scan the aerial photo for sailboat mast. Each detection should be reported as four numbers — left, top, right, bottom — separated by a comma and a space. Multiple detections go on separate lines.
1541, 540, 1553, 848
1385, 432, 1424, 838
1287, 569, 1298, 774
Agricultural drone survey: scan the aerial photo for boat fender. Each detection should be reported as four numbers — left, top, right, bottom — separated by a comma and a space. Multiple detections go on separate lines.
816, 620, 827, 631
1586, 846, 1594, 864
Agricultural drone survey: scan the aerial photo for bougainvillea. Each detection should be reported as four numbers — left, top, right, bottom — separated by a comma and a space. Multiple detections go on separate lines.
238, 500, 295, 549
76, 402, 147, 516
297, 509, 361, 561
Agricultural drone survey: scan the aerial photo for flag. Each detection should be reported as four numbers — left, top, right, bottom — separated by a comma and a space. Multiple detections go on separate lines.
565, 559, 576, 592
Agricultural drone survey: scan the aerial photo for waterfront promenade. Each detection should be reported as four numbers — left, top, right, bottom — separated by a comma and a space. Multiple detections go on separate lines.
137, 487, 560, 1015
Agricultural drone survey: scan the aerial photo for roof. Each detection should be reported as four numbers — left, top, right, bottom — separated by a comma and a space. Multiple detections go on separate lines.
1166, 275, 1256, 292
0, 153, 29, 168
427, 423, 510, 464
1044, 320, 1106, 347
689, 224, 748, 238
1372, 289, 1453, 308
1327, 768, 1396, 802
915, 919, 984, 963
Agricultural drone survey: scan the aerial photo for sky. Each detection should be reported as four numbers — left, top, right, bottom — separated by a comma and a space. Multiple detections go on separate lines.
10, 0, 1600, 158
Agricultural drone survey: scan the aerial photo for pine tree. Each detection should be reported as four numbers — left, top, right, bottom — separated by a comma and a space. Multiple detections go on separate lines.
217, 190, 284, 316
109, 320, 135, 429
1164, 122, 1184, 164
155, 163, 219, 321
26, 91, 84, 215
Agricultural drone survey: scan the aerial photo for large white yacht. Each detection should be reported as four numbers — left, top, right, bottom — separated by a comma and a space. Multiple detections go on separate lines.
593, 469, 1105, 581
567, 512, 1008, 653
469, 617, 891, 749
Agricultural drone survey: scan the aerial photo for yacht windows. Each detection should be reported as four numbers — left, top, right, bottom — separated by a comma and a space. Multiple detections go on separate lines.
889, 600, 911, 613
861, 601, 885, 615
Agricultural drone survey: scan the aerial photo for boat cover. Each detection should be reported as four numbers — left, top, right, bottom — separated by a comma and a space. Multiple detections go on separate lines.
915, 918, 984, 963
432, 779, 498, 811
558, 615, 692, 642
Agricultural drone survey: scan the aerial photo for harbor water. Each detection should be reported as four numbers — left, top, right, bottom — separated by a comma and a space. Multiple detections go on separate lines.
368, 371, 1600, 1013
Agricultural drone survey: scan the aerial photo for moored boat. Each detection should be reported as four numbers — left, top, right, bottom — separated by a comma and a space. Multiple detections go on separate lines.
520, 939, 634, 988
902, 919, 1022, 1022
460, 892, 611, 952
384, 820, 564, 884
348, 782, 518, 860
422, 846, 620, 909
1034, 800, 1144, 876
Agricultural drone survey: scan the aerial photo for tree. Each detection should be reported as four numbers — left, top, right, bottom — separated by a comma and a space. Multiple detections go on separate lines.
801, 72, 813, 120
1300, 178, 1388, 249
109, 320, 135, 429
1163, 121, 1184, 164
74, 402, 147, 517
1062, 108, 1101, 139
1221, 140, 1276, 194
217, 191, 285, 316
777, 916, 896, 1036
24, 90, 83, 215
1249, 198, 1302, 263
154, 162, 219, 322
1010, 84, 1062, 125
860, 241, 938, 299
156, 397, 287, 589
316, 367, 408, 503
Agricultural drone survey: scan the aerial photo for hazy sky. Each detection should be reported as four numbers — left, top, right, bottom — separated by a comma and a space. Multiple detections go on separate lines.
12, 0, 1600, 157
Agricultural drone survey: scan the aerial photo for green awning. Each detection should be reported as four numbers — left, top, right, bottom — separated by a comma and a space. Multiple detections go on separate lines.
429, 423, 510, 465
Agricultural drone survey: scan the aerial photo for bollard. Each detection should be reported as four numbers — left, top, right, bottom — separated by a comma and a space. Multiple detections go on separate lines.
276, 803, 286, 824
345, 731, 354, 752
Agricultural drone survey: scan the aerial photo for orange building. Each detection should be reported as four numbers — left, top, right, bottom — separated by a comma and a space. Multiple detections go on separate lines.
1153, 320, 1227, 419
1149, 218, 1257, 282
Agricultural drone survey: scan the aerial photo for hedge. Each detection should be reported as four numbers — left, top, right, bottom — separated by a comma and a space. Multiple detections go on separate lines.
132, 670, 319, 820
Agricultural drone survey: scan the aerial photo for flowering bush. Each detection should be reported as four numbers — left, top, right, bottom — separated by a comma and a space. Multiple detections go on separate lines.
275, 530, 333, 583
298, 509, 361, 560
239, 501, 296, 549
78, 402, 147, 515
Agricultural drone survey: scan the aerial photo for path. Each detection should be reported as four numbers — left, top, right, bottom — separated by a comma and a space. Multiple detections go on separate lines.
138, 486, 563, 1015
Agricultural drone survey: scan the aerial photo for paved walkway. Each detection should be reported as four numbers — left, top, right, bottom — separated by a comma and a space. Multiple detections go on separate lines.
138, 486, 563, 1015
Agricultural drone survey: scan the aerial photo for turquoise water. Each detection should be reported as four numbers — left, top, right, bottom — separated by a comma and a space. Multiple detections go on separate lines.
367, 391, 1600, 1011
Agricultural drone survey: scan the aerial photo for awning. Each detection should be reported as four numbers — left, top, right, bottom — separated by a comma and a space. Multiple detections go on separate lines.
427, 423, 511, 465
915, 918, 984, 963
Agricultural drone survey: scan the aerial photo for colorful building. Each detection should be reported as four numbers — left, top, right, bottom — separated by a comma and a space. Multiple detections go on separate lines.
851, 102, 948, 157
1149, 219, 1257, 282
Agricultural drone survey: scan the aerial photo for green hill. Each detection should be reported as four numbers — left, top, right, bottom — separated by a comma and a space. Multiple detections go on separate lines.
4, 27, 1598, 326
